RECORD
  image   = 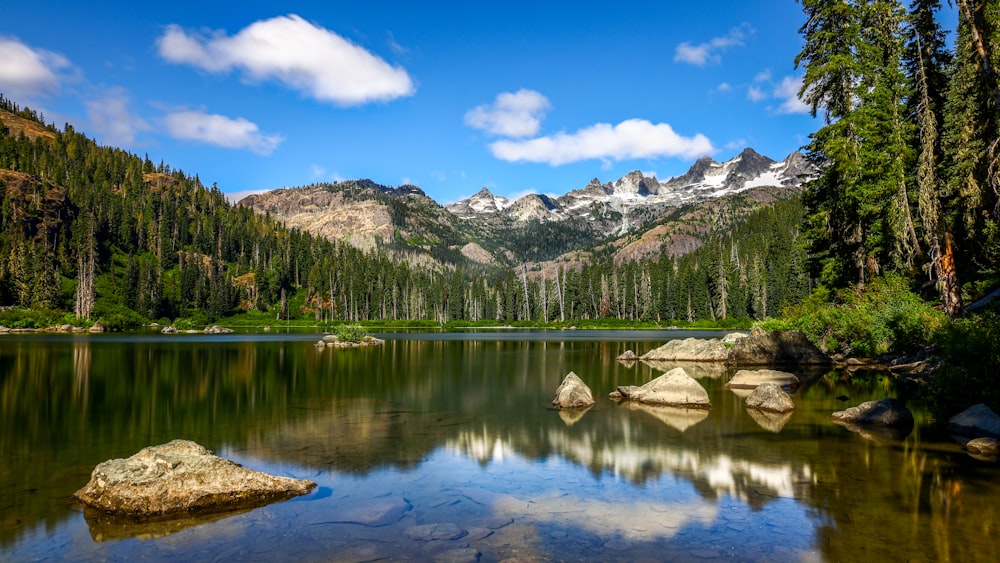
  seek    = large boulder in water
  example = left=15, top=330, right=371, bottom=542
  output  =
left=831, top=398, right=914, bottom=441
left=551, top=372, right=596, bottom=409
left=74, top=439, right=316, bottom=517
left=947, top=404, right=1000, bottom=438
left=744, top=382, right=796, bottom=414
left=609, top=367, right=711, bottom=408
left=727, top=330, right=831, bottom=366
left=640, top=338, right=729, bottom=362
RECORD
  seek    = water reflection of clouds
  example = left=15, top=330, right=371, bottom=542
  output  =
left=464, top=487, right=719, bottom=541
left=447, top=429, right=811, bottom=507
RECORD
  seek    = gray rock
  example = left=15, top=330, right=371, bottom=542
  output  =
left=617, top=350, right=638, bottom=361
left=727, top=330, right=831, bottom=365
left=831, top=398, right=914, bottom=434
left=726, top=369, right=799, bottom=390
left=204, top=325, right=234, bottom=334
left=744, top=383, right=796, bottom=413
left=948, top=403, right=1000, bottom=438
left=610, top=367, right=711, bottom=408
left=640, top=337, right=729, bottom=362
left=551, top=371, right=596, bottom=409
left=73, top=439, right=316, bottom=517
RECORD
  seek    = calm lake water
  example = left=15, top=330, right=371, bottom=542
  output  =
left=1, top=330, right=997, bottom=562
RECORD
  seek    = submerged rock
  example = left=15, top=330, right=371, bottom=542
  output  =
left=73, top=439, right=316, bottom=518
left=640, top=338, right=729, bottom=362
left=609, top=367, right=711, bottom=408
left=831, top=398, right=914, bottom=440
left=948, top=404, right=1000, bottom=438
left=744, top=383, right=796, bottom=414
left=727, top=330, right=831, bottom=366
left=726, top=369, right=800, bottom=390
left=551, top=371, right=597, bottom=409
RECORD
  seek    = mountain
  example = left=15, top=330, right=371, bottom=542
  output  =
left=446, top=148, right=812, bottom=232
left=241, top=147, right=815, bottom=267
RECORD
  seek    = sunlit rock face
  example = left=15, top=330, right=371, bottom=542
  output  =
left=641, top=337, right=729, bottom=362
left=551, top=371, right=597, bottom=409
left=73, top=440, right=316, bottom=517
left=744, top=382, right=796, bottom=414
left=610, top=367, right=711, bottom=408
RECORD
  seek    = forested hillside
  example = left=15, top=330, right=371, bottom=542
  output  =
left=0, top=94, right=812, bottom=327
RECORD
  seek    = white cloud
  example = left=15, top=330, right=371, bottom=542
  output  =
left=747, top=86, right=767, bottom=103
left=310, top=164, right=327, bottom=178
left=157, top=14, right=414, bottom=106
left=163, top=110, right=283, bottom=155
left=0, top=36, right=72, bottom=98
left=754, top=69, right=772, bottom=83
left=673, top=23, right=754, bottom=66
left=85, top=90, right=150, bottom=146
left=716, top=82, right=732, bottom=93
left=725, top=139, right=747, bottom=150
left=774, top=76, right=809, bottom=114
left=489, top=119, right=713, bottom=166
left=464, top=89, right=551, bottom=137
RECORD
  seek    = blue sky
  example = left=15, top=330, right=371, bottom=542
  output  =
left=1, top=1, right=825, bottom=203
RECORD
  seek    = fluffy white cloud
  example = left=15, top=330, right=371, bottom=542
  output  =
left=747, top=85, right=767, bottom=103
left=489, top=119, right=713, bottom=166
left=157, top=14, right=414, bottom=106
left=464, top=89, right=551, bottom=137
left=0, top=37, right=72, bottom=97
left=673, top=24, right=753, bottom=66
left=774, top=76, right=810, bottom=114
left=163, top=110, right=283, bottom=155
left=85, top=90, right=150, bottom=146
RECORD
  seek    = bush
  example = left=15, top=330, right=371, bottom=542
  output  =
left=334, top=324, right=369, bottom=343
left=923, top=312, right=1000, bottom=421
left=770, top=275, right=947, bottom=357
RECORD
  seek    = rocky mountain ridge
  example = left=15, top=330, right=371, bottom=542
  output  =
left=445, top=148, right=811, bottom=236
left=238, top=148, right=814, bottom=268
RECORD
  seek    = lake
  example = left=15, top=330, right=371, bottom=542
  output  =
left=1, top=330, right=997, bottom=561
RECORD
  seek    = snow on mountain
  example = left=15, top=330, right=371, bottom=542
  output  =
left=446, top=148, right=815, bottom=234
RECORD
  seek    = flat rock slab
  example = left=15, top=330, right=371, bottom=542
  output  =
left=405, top=522, right=468, bottom=541
left=726, top=369, right=799, bottom=390
left=74, top=439, right=316, bottom=518
left=640, top=338, right=729, bottom=362
left=948, top=404, right=1000, bottom=438
left=328, top=496, right=413, bottom=527
left=610, top=367, right=711, bottom=408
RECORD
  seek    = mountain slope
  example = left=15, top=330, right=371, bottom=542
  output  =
left=242, top=148, right=814, bottom=267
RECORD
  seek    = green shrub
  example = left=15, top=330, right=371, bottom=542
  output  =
left=923, top=312, right=1000, bottom=421
left=772, top=275, right=947, bottom=357
left=334, top=324, right=369, bottom=343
